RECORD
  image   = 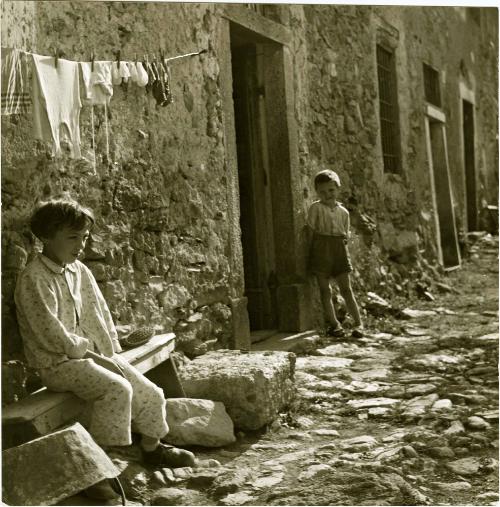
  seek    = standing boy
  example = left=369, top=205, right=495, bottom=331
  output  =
left=14, top=198, right=195, bottom=499
left=307, top=169, right=364, bottom=338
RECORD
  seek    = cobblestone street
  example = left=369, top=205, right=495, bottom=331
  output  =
left=61, top=234, right=498, bottom=506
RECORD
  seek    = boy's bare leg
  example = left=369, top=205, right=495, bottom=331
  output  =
left=316, top=274, right=342, bottom=329
left=335, top=272, right=362, bottom=327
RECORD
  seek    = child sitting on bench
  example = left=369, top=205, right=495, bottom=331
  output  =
left=15, top=197, right=195, bottom=500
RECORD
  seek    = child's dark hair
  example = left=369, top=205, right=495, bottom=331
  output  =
left=314, top=169, right=341, bottom=189
left=30, top=198, right=95, bottom=240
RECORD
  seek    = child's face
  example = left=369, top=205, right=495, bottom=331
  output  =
left=42, top=225, right=90, bottom=266
left=316, top=180, right=339, bottom=204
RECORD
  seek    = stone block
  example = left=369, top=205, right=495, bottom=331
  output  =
left=163, top=398, right=235, bottom=447
left=229, top=297, right=251, bottom=350
left=179, top=350, right=296, bottom=430
left=2, top=423, right=119, bottom=506
left=276, top=283, right=311, bottom=332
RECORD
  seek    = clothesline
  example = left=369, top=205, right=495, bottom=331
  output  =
left=1, top=45, right=207, bottom=173
left=5, top=47, right=207, bottom=67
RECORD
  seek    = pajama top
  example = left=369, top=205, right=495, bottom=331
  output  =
left=307, top=200, right=350, bottom=237
left=15, top=253, right=122, bottom=369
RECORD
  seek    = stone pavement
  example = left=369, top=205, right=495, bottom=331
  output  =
left=58, top=235, right=498, bottom=506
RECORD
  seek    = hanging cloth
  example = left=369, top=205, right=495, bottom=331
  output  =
left=79, top=61, right=113, bottom=106
left=31, top=54, right=82, bottom=159
left=79, top=61, right=113, bottom=168
left=1, top=48, right=31, bottom=115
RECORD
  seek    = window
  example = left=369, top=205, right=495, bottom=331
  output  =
left=423, top=63, right=441, bottom=107
left=376, top=44, right=401, bottom=174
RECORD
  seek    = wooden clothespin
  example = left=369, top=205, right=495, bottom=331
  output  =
left=134, top=53, right=138, bottom=64
left=54, top=48, right=60, bottom=68
left=116, top=49, right=121, bottom=68
left=90, top=51, right=95, bottom=72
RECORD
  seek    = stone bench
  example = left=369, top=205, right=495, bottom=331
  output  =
left=2, top=333, right=184, bottom=449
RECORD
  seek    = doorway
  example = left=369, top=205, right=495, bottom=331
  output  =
left=462, top=100, right=477, bottom=231
left=425, top=117, right=461, bottom=269
left=230, top=27, right=278, bottom=331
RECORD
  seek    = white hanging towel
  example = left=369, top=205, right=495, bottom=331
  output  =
left=31, top=54, right=82, bottom=159
left=79, top=61, right=113, bottom=105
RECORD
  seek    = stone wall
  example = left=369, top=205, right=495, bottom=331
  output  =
left=1, top=2, right=498, bottom=404
left=1, top=1, right=236, bottom=402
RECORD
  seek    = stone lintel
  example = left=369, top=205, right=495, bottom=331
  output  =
left=221, top=4, right=292, bottom=46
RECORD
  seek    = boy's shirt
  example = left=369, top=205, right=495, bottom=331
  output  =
left=307, top=200, right=350, bottom=237
left=14, top=253, right=122, bottom=369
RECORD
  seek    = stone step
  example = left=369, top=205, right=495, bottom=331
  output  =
left=251, top=330, right=319, bottom=352
left=179, top=349, right=296, bottom=431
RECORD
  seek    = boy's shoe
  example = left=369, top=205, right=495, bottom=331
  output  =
left=351, top=326, right=364, bottom=338
left=142, top=443, right=196, bottom=468
left=83, top=479, right=120, bottom=500
left=326, top=325, right=345, bottom=338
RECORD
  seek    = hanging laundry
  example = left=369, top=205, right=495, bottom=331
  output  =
left=147, top=61, right=173, bottom=107
left=1, top=48, right=31, bottom=115
left=79, top=61, right=113, bottom=105
left=31, top=54, right=82, bottom=159
left=135, top=61, right=148, bottom=87
left=79, top=61, right=114, bottom=172
left=127, top=61, right=138, bottom=84
left=111, top=61, right=130, bottom=86
left=144, top=61, right=156, bottom=94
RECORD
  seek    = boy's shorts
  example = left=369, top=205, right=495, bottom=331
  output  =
left=308, top=233, right=353, bottom=278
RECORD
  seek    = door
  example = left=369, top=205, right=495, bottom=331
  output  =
left=231, top=37, right=277, bottom=331
left=463, top=100, right=477, bottom=231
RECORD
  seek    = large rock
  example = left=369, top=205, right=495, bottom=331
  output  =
left=164, top=398, right=235, bottom=447
left=2, top=423, right=118, bottom=506
left=179, top=350, right=296, bottom=430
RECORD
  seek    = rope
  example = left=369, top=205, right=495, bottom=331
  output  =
left=113, top=477, right=127, bottom=506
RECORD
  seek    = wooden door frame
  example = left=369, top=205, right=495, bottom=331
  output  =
left=424, top=104, right=461, bottom=270
left=218, top=8, right=311, bottom=334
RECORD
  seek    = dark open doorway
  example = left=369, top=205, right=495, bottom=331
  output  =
left=462, top=100, right=478, bottom=231
left=230, top=26, right=278, bottom=332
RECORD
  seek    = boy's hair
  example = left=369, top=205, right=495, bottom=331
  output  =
left=314, top=169, right=341, bottom=189
left=30, top=198, right=95, bottom=240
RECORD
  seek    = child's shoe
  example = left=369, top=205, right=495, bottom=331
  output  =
left=351, top=326, right=364, bottom=338
left=326, top=325, right=345, bottom=338
left=142, top=442, right=196, bottom=468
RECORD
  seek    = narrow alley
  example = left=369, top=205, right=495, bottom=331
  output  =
left=58, top=233, right=498, bottom=506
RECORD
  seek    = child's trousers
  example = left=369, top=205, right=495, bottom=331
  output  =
left=38, top=354, right=169, bottom=447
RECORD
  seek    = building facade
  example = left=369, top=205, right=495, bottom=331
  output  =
left=1, top=2, right=498, bottom=402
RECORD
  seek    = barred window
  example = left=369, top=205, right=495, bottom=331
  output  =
left=423, top=63, right=441, bottom=107
left=376, top=44, right=401, bottom=174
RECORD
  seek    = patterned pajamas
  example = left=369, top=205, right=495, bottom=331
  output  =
left=15, top=254, right=170, bottom=447
left=39, top=354, right=169, bottom=447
